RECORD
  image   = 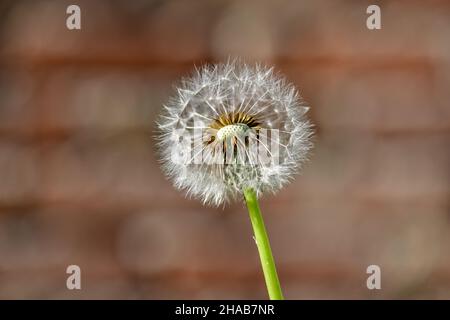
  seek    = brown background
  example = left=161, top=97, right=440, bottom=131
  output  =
left=0, top=0, right=449, bottom=299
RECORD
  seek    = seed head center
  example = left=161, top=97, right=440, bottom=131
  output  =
left=217, top=123, right=250, bottom=140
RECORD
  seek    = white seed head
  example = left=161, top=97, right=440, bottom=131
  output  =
left=156, top=60, right=313, bottom=206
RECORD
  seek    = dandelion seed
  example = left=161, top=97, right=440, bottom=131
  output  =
left=157, top=60, right=313, bottom=206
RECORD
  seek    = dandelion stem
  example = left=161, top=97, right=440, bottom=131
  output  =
left=243, top=188, right=284, bottom=300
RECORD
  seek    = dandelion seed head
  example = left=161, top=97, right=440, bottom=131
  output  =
left=156, top=60, right=313, bottom=206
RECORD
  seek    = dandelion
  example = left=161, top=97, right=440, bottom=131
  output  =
left=156, top=60, right=313, bottom=300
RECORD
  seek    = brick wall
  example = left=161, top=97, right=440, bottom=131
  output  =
left=0, top=0, right=449, bottom=299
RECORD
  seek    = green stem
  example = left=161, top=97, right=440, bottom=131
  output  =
left=243, top=188, right=284, bottom=300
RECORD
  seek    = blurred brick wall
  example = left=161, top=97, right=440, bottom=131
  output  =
left=0, top=0, right=449, bottom=299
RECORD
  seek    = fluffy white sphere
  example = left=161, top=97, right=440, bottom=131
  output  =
left=157, top=61, right=313, bottom=206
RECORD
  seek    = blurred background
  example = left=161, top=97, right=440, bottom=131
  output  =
left=0, top=0, right=449, bottom=299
